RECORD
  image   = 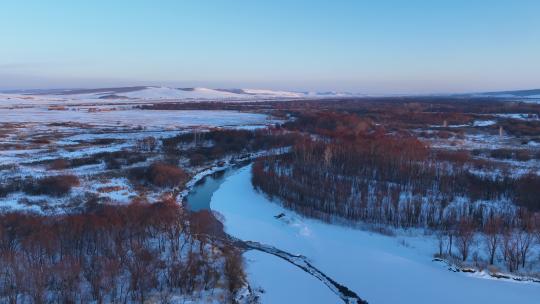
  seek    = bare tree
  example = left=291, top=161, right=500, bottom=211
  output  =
left=443, top=216, right=457, bottom=257
left=456, top=218, right=475, bottom=261
left=512, top=210, right=536, bottom=269
left=483, top=216, right=501, bottom=265
left=517, top=232, right=533, bottom=269
left=223, top=246, right=246, bottom=301
left=136, top=136, right=158, bottom=152
left=435, top=230, right=447, bottom=257
left=501, top=229, right=521, bottom=272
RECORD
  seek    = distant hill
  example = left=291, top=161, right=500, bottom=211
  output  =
left=463, top=88, right=540, bottom=99
left=6, top=86, right=538, bottom=103
left=0, top=86, right=363, bottom=103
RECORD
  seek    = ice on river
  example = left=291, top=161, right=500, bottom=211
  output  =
left=210, top=165, right=540, bottom=304
left=244, top=250, right=338, bottom=303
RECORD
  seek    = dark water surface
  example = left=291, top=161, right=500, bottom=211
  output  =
left=186, top=166, right=242, bottom=211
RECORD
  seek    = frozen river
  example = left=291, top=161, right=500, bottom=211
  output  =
left=188, top=165, right=540, bottom=303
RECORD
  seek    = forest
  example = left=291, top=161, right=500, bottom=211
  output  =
left=252, top=107, right=540, bottom=273
left=0, top=201, right=246, bottom=303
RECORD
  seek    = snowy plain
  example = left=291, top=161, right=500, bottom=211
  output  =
left=210, top=166, right=540, bottom=304
left=0, top=106, right=276, bottom=213
left=0, top=107, right=271, bottom=129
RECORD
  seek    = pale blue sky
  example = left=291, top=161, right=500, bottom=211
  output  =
left=1, top=0, right=539, bottom=93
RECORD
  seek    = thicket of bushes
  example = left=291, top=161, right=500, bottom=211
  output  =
left=162, top=129, right=298, bottom=166
left=128, top=162, right=188, bottom=188
left=0, top=175, right=79, bottom=198
left=46, top=150, right=148, bottom=171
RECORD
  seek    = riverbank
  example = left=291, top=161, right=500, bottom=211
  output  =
left=177, top=147, right=289, bottom=206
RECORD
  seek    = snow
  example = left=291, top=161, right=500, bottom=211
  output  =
left=243, top=250, right=338, bottom=303
left=0, top=87, right=298, bottom=104
left=495, top=113, right=539, bottom=121
left=429, top=124, right=468, bottom=128
left=0, top=86, right=362, bottom=105
left=0, top=108, right=270, bottom=129
left=473, top=120, right=496, bottom=127
left=210, top=165, right=540, bottom=304
left=121, top=87, right=242, bottom=100
left=241, top=89, right=305, bottom=98
left=90, top=177, right=133, bottom=203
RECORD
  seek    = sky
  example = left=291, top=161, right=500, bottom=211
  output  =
left=1, top=0, right=539, bottom=94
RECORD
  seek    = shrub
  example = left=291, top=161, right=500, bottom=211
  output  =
left=437, top=131, right=453, bottom=139
left=515, top=150, right=531, bottom=162
left=514, top=174, right=540, bottom=211
left=31, top=138, right=51, bottom=144
left=69, top=156, right=101, bottom=168
left=101, top=150, right=147, bottom=169
left=24, top=175, right=80, bottom=197
left=490, top=149, right=513, bottom=159
left=129, top=163, right=188, bottom=188
left=147, top=163, right=188, bottom=188
left=49, top=159, right=70, bottom=170
left=136, top=137, right=158, bottom=152
left=188, top=153, right=207, bottom=166
left=436, top=150, right=470, bottom=164
left=105, top=158, right=122, bottom=170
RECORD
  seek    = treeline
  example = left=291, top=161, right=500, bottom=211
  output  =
left=435, top=214, right=538, bottom=273
left=162, top=128, right=298, bottom=166
left=499, top=119, right=540, bottom=137
left=253, top=109, right=540, bottom=222
left=283, top=111, right=374, bottom=138
left=473, top=148, right=540, bottom=162
left=138, top=102, right=273, bottom=111
left=33, top=148, right=149, bottom=172
left=0, top=202, right=246, bottom=303
left=253, top=135, right=540, bottom=226
left=138, top=97, right=540, bottom=117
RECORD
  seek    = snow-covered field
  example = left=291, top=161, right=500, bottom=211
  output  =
left=0, top=108, right=272, bottom=169
left=0, top=107, right=270, bottom=129
left=210, top=166, right=540, bottom=304
left=0, top=106, right=277, bottom=213
left=495, top=113, right=539, bottom=121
